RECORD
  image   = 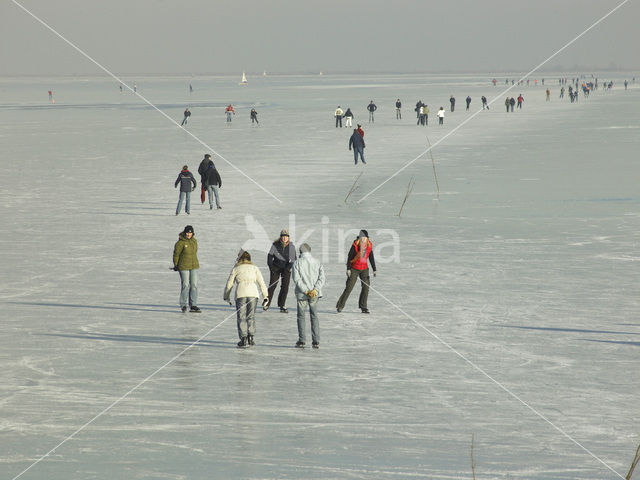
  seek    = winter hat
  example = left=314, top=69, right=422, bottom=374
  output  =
left=358, top=229, right=369, bottom=238
left=182, top=165, right=189, bottom=170
left=299, top=243, right=311, bottom=254
left=204, top=154, right=211, bottom=158
left=183, top=225, right=194, bottom=234
left=280, top=229, right=290, bottom=237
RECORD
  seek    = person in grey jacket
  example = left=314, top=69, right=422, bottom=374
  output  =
left=292, top=243, right=325, bottom=348
left=174, top=165, right=197, bottom=215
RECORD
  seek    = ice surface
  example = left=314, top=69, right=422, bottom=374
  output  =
left=0, top=74, right=639, bottom=480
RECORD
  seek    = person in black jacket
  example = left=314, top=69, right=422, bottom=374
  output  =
left=266, top=229, right=297, bottom=313
left=367, top=100, right=377, bottom=123
left=449, top=95, right=456, bottom=112
left=174, top=165, right=197, bottom=215
left=349, top=129, right=366, bottom=165
left=395, top=99, right=402, bottom=119
left=181, top=107, right=191, bottom=126
left=204, top=163, right=222, bottom=209
left=197, top=154, right=213, bottom=183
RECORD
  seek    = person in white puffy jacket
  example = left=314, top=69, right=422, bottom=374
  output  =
left=224, top=250, right=269, bottom=348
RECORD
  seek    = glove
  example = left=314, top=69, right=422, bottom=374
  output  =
left=307, top=289, right=318, bottom=299
left=373, top=271, right=377, bottom=277
left=173, top=266, right=179, bottom=271
left=346, top=269, right=351, bottom=278
left=262, top=298, right=269, bottom=307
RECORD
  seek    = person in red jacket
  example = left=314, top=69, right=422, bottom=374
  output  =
left=336, top=229, right=377, bottom=314
left=225, top=104, right=235, bottom=122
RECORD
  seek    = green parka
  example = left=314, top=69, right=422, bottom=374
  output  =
left=173, top=233, right=199, bottom=270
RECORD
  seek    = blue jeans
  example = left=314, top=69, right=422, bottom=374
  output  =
left=176, top=191, right=191, bottom=214
left=179, top=269, right=198, bottom=307
left=207, top=185, right=221, bottom=208
left=236, top=297, right=258, bottom=339
left=226, top=112, right=232, bottom=122
left=296, top=296, right=319, bottom=344
left=353, top=146, right=366, bottom=164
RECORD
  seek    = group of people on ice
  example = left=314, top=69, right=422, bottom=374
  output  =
left=174, top=154, right=222, bottom=214
left=172, top=224, right=377, bottom=349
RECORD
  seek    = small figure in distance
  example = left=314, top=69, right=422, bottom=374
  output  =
left=181, top=107, right=191, bottom=126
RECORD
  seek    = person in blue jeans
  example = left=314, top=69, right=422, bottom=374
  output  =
left=348, top=129, right=366, bottom=165
left=204, top=162, right=222, bottom=209
left=172, top=225, right=200, bottom=313
left=174, top=165, right=196, bottom=215
left=292, top=243, right=325, bottom=348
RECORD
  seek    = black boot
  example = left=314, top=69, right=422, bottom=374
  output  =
left=248, top=335, right=255, bottom=346
left=237, top=337, right=247, bottom=348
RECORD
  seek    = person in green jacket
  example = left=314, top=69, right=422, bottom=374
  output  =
left=173, top=225, right=200, bottom=313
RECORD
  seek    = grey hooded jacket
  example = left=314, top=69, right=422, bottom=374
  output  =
left=292, top=252, right=326, bottom=300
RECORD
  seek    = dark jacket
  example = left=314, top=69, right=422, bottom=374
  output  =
left=396, top=100, right=401, bottom=108
left=349, top=131, right=365, bottom=150
left=198, top=158, right=214, bottom=183
left=344, top=108, right=353, bottom=118
left=175, top=170, right=196, bottom=192
left=204, top=164, right=222, bottom=188
left=268, top=240, right=297, bottom=271
left=367, top=102, right=377, bottom=112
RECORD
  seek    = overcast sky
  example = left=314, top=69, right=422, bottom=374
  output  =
left=1, top=0, right=638, bottom=76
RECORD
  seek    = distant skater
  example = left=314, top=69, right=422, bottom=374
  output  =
left=367, top=100, right=377, bottom=123
left=343, top=107, right=354, bottom=128
left=335, top=106, right=344, bottom=128
left=481, top=95, right=489, bottom=109
left=174, top=165, right=196, bottom=215
left=509, top=97, right=515, bottom=112
left=250, top=108, right=259, bottom=124
left=225, top=104, right=235, bottom=122
left=133, top=83, right=137, bottom=93
left=189, top=84, right=193, bottom=93
left=423, top=104, right=429, bottom=125
left=181, top=107, right=191, bottom=126
left=505, top=97, right=510, bottom=112
left=349, top=129, right=366, bottom=164
left=172, top=225, right=200, bottom=313
left=517, top=94, right=524, bottom=108
left=546, top=88, right=551, bottom=101
left=395, top=98, right=402, bottom=119
left=437, top=107, right=444, bottom=125
left=465, top=96, right=471, bottom=110
left=450, top=95, right=456, bottom=112
left=336, top=230, right=377, bottom=314
left=292, top=243, right=325, bottom=349
left=224, top=250, right=269, bottom=348
left=48, top=90, right=54, bottom=104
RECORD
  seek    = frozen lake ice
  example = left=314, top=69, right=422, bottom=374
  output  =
left=0, top=73, right=639, bottom=479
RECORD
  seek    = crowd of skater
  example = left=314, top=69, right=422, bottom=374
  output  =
left=173, top=224, right=376, bottom=349
left=162, top=73, right=633, bottom=349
